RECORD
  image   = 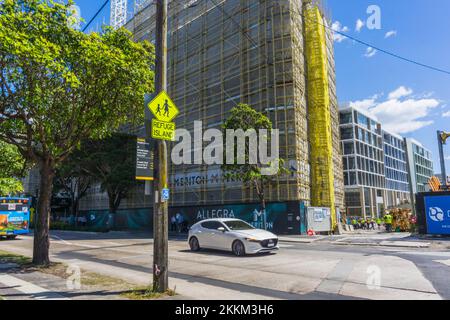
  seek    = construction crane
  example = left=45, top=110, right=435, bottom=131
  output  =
left=110, top=0, right=127, bottom=29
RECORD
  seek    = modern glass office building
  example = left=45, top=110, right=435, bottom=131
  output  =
left=340, top=107, right=386, bottom=217
left=405, top=138, right=434, bottom=194
left=382, top=131, right=410, bottom=207
left=339, top=106, right=411, bottom=218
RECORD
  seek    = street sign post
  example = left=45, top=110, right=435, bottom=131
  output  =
left=150, top=4, right=176, bottom=291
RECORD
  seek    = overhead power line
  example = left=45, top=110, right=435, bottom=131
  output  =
left=82, top=0, right=450, bottom=77
left=331, top=29, right=450, bottom=76
left=82, top=0, right=110, bottom=32
left=287, top=5, right=450, bottom=76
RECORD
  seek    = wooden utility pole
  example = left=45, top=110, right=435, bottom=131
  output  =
left=153, top=0, right=169, bottom=292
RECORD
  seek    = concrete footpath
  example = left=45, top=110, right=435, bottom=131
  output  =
left=278, top=231, right=450, bottom=249
left=0, top=263, right=123, bottom=300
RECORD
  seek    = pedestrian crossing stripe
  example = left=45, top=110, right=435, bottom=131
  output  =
left=148, top=90, right=179, bottom=122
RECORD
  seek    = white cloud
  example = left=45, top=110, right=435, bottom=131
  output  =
left=349, top=87, right=440, bottom=134
left=385, top=30, right=397, bottom=38
left=364, top=47, right=377, bottom=58
left=331, top=21, right=349, bottom=43
left=356, top=19, right=365, bottom=32
left=349, top=98, right=377, bottom=111
left=443, top=111, right=450, bottom=118
left=416, top=92, right=435, bottom=99
left=388, top=86, right=413, bottom=100
left=446, top=156, right=450, bottom=161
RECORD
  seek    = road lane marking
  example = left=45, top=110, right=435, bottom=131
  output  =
left=0, top=275, right=69, bottom=300
left=398, top=251, right=450, bottom=258
left=102, top=241, right=124, bottom=246
left=50, top=235, right=100, bottom=249
left=316, top=259, right=355, bottom=295
left=51, top=235, right=72, bottom=245
left=434, top=259, right=450, bottom=267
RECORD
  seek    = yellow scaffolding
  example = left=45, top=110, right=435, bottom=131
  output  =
left=304, top=4, right=337, bottom=228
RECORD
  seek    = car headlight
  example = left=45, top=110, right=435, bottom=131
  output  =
left=244, top=237, right=260, bottom=243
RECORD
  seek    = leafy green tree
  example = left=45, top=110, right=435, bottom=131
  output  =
left=79, top=134, right=137, bottom=227
left=222, top=104, right=286, bottom=230
left=0, top=0, right=154, bottom=265
left=0, top=141, right=26, bottom=195
left=54, top=149, right=93, bottom=223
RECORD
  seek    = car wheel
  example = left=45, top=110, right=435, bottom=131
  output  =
left=189, top=237, right=200, bottom=252
left=232, top=240, right=246, bottom=257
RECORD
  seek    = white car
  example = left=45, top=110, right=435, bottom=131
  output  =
left=188, top=218, right=279, bottom=256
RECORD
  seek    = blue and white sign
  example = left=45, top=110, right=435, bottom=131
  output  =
left=424, top=195, right=450, bottom=235
left=162, top=188, right=170, bottom=202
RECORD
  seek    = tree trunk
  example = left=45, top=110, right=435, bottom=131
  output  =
left=73, top=197, right=79, bottom=227
left=261, top=196, right=267, bottom=231
left=107, top=191, right=119, bottom=230
left=254, top=178, right=267, bottom=230
left=32, top=158, right=55, bottom=266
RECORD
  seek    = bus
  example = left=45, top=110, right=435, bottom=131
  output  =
left=0, top=197, right=31, bottom=240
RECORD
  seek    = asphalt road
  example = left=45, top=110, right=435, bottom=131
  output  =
left=1, top=230, right=449, bottom=300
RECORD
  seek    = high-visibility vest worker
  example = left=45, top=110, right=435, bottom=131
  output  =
left=351, top=219, right=357, bottom=225
left=376, top=218, right=382, bottom=225
left=384, top=214, right=393, bottom=225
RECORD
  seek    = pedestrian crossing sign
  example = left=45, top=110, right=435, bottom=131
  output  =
left=148, top=91, right=179, bottom=122
left=151, top=119, right=176, bottom=141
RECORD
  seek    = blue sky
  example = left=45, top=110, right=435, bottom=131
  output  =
left=74, top=0, right=450, bottom=172
left=328, top=0, right=450, bottom=173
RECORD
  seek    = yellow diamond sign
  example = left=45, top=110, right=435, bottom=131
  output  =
left=148, top=91, right=179, bottom=122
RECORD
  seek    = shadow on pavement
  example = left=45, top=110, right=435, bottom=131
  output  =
left=178, top=249, right=277, bottom=258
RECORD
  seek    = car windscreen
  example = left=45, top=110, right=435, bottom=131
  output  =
left=223, top=220, right=255, bottom=231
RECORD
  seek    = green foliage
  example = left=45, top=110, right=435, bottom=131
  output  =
left=222, top=104, right=286, bottom=203
left=53, top=147, right=93, bottom=216
left=0, top=141, right=25, bottom=195
left=0, top=0, right=155, bottom=163
left=78, top=133, right=137, bottom=213
left=0, top=0, right=154, bottom=263
left=0, top=178, right=24, bottom=195
left=0, top=141, right=26, bottom=177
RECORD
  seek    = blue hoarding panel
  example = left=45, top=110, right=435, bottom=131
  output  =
left=424, top=195, right=450, bottom=235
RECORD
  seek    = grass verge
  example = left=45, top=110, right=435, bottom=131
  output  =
left=121, top=287, right=176, bottom=300
left=0, top=250, right=32, bottom=265
left=0, top=250, right=176, bottom=300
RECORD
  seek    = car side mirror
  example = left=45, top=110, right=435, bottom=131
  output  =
left=217, top=227, right=226, bottom=233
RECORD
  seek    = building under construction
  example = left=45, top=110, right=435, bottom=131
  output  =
left=78, top=0, right=344, bottom=234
